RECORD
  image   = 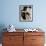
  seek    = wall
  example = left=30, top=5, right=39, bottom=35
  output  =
left=0, top=0, right=46, bottom=31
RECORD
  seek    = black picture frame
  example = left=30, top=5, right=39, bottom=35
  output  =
left=19, top=5, right=33, bottom=22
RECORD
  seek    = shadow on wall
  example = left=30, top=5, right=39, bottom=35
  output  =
left=0, top=24, right=7, bottom=43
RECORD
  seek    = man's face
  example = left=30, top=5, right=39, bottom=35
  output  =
left=26, top=7, right=32, bottom=16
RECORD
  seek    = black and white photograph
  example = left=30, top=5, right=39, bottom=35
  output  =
left=19, top=5, right=33, bottom=22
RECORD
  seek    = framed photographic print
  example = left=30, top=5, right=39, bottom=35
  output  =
left=19, top=5, right=33, bottom=22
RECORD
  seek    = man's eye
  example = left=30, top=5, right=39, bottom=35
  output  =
left=26, top=12, right=30, bottom=15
